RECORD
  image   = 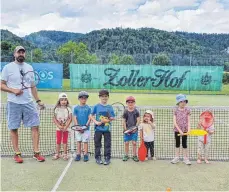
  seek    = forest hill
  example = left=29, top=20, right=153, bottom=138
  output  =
left=103, top=68, right=191, bottom=88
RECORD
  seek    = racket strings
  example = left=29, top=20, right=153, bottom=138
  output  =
left=22, top=72, right=39, bottom=88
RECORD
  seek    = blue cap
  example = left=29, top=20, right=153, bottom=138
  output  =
left=176, top=94, right=188, bottom=105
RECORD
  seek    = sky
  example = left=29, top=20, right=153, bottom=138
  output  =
left=1, top=0, right=229, bottom=37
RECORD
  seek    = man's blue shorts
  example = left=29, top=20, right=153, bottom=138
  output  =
left=6, top=101, right=40, bottom=130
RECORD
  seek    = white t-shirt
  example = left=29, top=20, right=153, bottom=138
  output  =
left=54, top=106, right=72, bottom=131
left=139, top=122, right=155, bottom=142
left=198, top=126, right=215, bottom=143
left=1, top=62, right=33, bottom=104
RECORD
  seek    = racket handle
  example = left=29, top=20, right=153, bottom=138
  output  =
left=178, top=133, right=188, bottom=136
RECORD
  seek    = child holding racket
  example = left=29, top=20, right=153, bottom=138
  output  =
left=122, top=96, right=140, bottom=162
left=73, top=91, right=91, bottom=162
left=171, top=94, right=191, bottom=165
left=90, top=89, right=115, bottom=165
left=139, top=110, right=156, bottom=160
left=53, top=93, right=72, bottom=161
left=197, top=111, right=215, bottom=164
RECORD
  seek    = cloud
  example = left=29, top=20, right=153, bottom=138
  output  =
left=1, top=0, right=229, bottom=36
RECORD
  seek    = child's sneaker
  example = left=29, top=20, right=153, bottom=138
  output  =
left=183, top=158, right=191, bottom=165
left=122, top=155, right=129, bottom=161
left=84, top=154, right=89, bottom=162
left=103, top=157, right=110, bottom=165
left=96, top=157, right=103, bottom=165
left=204, top=159, right=210, bottom=164
left=14, top=152, right=23, bottom=163
left=171, top=157, right=180, bottom=164
left=197, top=159, right=202, bottom=164
left=132, top=156, right=139, bottom=162
left=33, top=152, right=45, bottom=162
left=52, top=154, right=60, bottom=160
left=63, top=154, right=69, bottom=161
left=152, top=157, right=157, bottom=160
left=75, top=154, right=81, bottom=161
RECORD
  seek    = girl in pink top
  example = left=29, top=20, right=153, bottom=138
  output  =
left=171, top=94, right=191, bottom=165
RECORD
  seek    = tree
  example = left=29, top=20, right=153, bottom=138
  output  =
left=224, top=62, right=229, bottom=72
left=32, top=48, right=43, bottom=62
left=57, top=41, right=98, bottom=64
left=1, top=41, right=12, bottom=51
left=152, top=53, right=171, bottom=66
left=108, top=54, right=120, bottom=64
left=57, top=41, right=98, bottom=78
left=120, top=55, right=136, bottom=64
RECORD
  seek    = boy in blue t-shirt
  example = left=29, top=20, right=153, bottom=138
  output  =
left=73, top=91, right=91, bottom=162
left=90, top=89, right=115, bottom=165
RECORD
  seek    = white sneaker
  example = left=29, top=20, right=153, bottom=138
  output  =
left=171, top=157, right=180, bottom=164
left=152, top=157, right=157, bottom=161
left=183, top=158, right=191, bottom=165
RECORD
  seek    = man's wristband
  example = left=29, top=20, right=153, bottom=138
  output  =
left=36, top=100, right=41, bottom=103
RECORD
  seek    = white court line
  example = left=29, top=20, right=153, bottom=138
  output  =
left=51, top=157, right=73, bottom=192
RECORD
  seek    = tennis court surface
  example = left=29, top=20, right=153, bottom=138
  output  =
left=1, top=157, right=229, bottom=191
left=1, top=104, right=229, bottom=191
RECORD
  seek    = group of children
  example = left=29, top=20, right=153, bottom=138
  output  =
left=53, top=90, right=214, bottom=166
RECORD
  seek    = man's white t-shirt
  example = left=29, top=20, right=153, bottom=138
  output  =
left=1, top=62, right=33, bottom=104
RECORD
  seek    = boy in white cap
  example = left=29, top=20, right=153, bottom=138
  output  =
left=139, top=110, right=156, bottom=160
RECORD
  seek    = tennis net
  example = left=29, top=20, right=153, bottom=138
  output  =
left=1, top=104, right=229, bottom=161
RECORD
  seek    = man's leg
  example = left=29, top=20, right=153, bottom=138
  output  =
left=10, top=129, right=20, bottom=152
left=22, top=102, right=44, bottom=161
left=7, top=102, right=23, bottom=163
left=32, top=126, right=39, bottom=152
left=31, top=126, right=45, bottom=162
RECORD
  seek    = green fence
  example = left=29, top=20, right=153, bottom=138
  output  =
left=70, top=64, right=223, bottom=91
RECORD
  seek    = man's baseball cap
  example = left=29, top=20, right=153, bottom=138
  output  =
left=14, top=46, right=25, bottom=53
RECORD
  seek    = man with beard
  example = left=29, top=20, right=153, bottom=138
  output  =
left=1, top=46, right=45, bottom=163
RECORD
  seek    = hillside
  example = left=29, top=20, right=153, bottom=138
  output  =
left=23, top=30, right=84, bottom=49
left=1, top=28, right=229, bottom=65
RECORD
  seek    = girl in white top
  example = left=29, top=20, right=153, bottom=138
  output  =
left=53, top=93, right=72, bottom=160
left=139, top=110, right=156, bottom=160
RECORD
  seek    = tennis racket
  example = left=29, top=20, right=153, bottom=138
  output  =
left=54, top=106, right=71, bottom=128
left=178, top=129, right=207, bottom=136
left=71, top=125, right=88, bottom=133
left=138, top=139, right=147, bottom=162
left=111, top=102, right=125, bottom=119
left=123, top=126, right=138, bottom=134
left=200, top=111, right=214, bottom=144
left=20, top=70, right=40, bottom=90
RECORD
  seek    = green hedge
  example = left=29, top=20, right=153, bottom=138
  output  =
left=223, top=72, right=229, bottom=84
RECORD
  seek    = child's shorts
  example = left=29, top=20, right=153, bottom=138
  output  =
left=56, top=130, right=69, bottom=144
left=75, top=130, right=90, bottom=142
left=198, top=140, right=210, bottom=155
left=124, top=132, right=138, bottom=142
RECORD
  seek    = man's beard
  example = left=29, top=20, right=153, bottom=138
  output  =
left=16, top=56, right=25, bottom=63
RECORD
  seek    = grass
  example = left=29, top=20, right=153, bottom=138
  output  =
left=2, top=91, right=229, bottom=106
